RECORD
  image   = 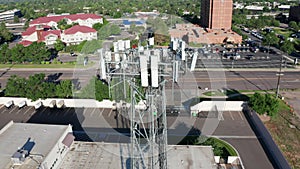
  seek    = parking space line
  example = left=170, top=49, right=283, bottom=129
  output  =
left=99, top=108, right=104, bottom=117
left=108, top=109, right=113, bottom=117
left=218, top=111, right=224, bottom=121
left=39, top=107, right=47, bottom=114
left=90, top=108, right=96, bottom=117
left=83, top=108, right=87, bottom=115
left=0, top=107, right=7, bottom=113
left=65, top=107, right=71, bottom=114
left=229, top=111, right=234, bottom=120
left=8, top=106, right=17, bottom=114
left=239, top=111, right=244, bottom=120
left=23, top=107, right=33, bottom=115
left=15, top=107, right=25, bottom=114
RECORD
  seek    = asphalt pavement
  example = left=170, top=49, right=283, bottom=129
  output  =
left=1, top=68, right=300, bottom=91
left=0, top=105, right=276, bottom=169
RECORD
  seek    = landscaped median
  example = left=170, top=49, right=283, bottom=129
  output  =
left=200, top=90, right=300, bottom=168
left=0, top=61, right=95, bottom=69
left=178, top=135, right=241, bottom=166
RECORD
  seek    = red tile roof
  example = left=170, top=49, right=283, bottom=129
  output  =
left=22, top=25, right=51, bottom=36
left=63, top=25, right=96, bottom=35
left=19, top=40, right=33, bottom=47
left=30, top=13, right=101, bottom=25
left=39, top=30, right=61, bottom=41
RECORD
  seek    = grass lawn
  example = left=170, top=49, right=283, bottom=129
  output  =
left=203, top=91, right=226, bottom=96
left=264, top=100, right=300, bottom=168
left=207, top=137, right=238, bottom=156
left=273, top=28, right=293, bottom=38
left=189, top=42, right=204, bottom=48
left=0, top=62, right=95, bottom=69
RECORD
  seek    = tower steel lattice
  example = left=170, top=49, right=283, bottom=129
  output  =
left=100, top=39, right=186, bottom=169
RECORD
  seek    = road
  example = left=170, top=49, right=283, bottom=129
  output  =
left=1, top=68, right=300, bottom=91
left=193, top=70, right=300, bottom=90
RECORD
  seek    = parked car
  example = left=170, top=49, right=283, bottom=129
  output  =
left=70, top=52, right=77, bottom=57
left=246, top=54, right=254, bottom=60
left=250, top=47, right=259, bottom=53
left=278, top=34, right=285, bottom=40
left=259, top=46, right=268, bottom=53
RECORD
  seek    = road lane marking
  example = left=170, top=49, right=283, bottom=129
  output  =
left=229, top=111, right=234, bottom=120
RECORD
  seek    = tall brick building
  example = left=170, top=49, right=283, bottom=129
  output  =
left=200, top=0, right=233, bottom=30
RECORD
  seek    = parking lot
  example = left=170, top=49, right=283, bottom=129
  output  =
left=0, top=104, right=275, bottom=169
left=188, top=36, right=295, bottom=68
left=0, top=105, right=255, bottom=139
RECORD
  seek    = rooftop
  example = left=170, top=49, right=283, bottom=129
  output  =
left=123, top=19, right=145, bottom=25
left=63, top=25, right=96, bottom=34
left=60, top=142, right=217, bottom=169
left=0, top=121, right=71, bottom=169
left=22, top=25, right=51, bottom=36
left=30, top=13, right=101, bottom=25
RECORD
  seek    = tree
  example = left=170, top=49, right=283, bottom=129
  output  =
left=56, top=80, right=73, bottom=98
left=265, top=94, right=279, bottom=117
left=250, top=92, right=279, bottom=117
left=280, top=40, right=295, bottom=54
left=57, top=19, right=68, bottom=30
left=289, top=21, right=299, bottom=32
left=98, top=24, right=121, bottom=40
left=5, top=75, right=26, bottom=97
left=98, top=24, right=112, bottom=40
left=23, top=20, right=29, bottom=30
left=80, top=39, right=103, bottom=54
left=76, top=77, right=109, bottom=101
left=25, top=73, right=46, bottom=101
left=250, top=93, right=266, bottom=115
left=110, top=24, right=121, bottom=35
left=263, top=32, right=280, bottom=54
left=13, top=15, right=19, bottom=23
left=129, top=23, right=136, bottom=34
left=271, top=20, right=280, bottom=27
left=54, top=39, right=65, bottom=52
left=95, top=78, right=109, bottom=101
left=0, top=44, right=11, bottom=63
left=113, top=11, right=122, bottom=18
left=0, top=22, right=13, bottom=42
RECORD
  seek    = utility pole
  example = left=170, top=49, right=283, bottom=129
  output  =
left=276, top=54, right=284, bottom=98
left=268, top=41, right=270, bottom=59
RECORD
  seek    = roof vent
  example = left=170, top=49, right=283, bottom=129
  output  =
left=11, top=149, right=29, bottom=165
